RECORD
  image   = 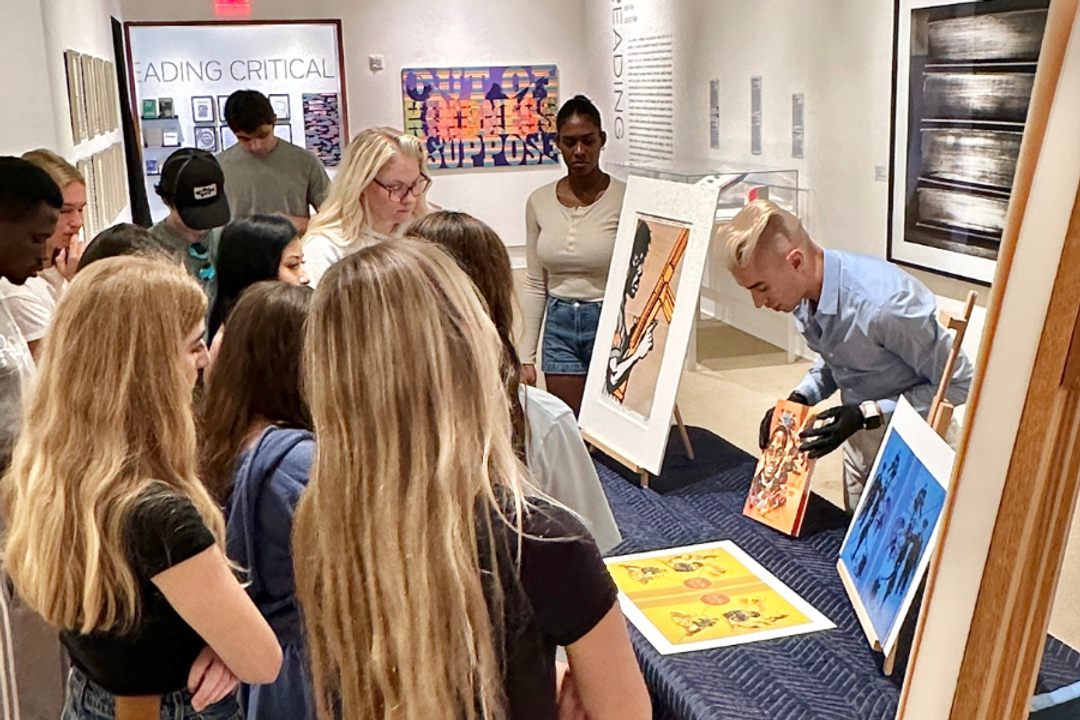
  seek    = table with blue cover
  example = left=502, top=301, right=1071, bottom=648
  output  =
left=596, top=428, right=1080, bottom=720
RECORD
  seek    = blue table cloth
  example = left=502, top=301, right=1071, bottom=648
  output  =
left=595, top=430, right=1080, bottom=720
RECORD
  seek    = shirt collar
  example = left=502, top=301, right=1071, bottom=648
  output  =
left=815, top=249, right=840, bottom=316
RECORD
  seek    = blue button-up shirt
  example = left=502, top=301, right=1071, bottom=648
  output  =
left=792, top=250, right=973, bottom=417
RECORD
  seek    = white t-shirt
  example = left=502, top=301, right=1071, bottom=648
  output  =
left=303, top=226, right=390, bottom=288
left=522, top=385, right=621, bottom=553
left=0, top=298, right=34, bottom=462
left=0, top=268, right=65, bottom=343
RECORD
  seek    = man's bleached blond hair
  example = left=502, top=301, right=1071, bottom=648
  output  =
left=717, top=199, right=794, bottom=271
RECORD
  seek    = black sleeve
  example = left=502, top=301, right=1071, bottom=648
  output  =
left=519, top=501, right=618, bottom=647
left=125, top=487, right=217, bottom=580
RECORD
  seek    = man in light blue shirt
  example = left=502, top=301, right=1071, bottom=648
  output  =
left=717, top=199, right=973, bottom=510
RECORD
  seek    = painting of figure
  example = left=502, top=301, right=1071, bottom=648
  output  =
left=579, top=177, right=720, bottom=476
left=603, top=215, right=688, bottom=421
left=743, top=399, right=816, bottom=536
left=838, top=397, right=955, bottom=654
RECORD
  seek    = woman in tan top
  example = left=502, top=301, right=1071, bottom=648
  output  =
left=521, top=96, right=626, bottom=416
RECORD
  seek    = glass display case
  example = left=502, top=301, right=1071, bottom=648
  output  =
left=610, top=164, right=803, bottom=222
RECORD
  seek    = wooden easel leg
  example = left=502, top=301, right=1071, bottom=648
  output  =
left=640, top=470, right=650, bottom=489
left=883, top=646, right=898, bottom=677
left=673, top=404, right=695, bottom=460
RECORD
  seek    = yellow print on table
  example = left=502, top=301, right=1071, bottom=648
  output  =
left=609, top=547, right=812, bottom=645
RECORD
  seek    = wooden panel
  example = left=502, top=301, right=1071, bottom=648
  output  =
left=949, top=185, right=1080, bottom=719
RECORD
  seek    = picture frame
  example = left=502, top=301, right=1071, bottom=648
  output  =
left=578, top=177, right=722, bottom=475
left=888, top=0, right=1051, bottom=284
left=837, top=397, right=955, bottom=656
left=161, top=129, right=181, bottom=147
left=217, top=95, right=230, bottom=123
left=194, top=126, right=218, bottom=153
left=158, top=96, right=175, bottom=119
left=192, top=96, right=215, bottom=124
left=273, top=123, right=292, bottom=142
left=64, top=50, right=86, bottom=143
left=81, top=53, right=98, bottom=138
left=269, top=93, right=290, bottom=120
left=220, top=125, right=238, bottom=150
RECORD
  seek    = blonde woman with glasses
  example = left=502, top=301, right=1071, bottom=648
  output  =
left=2, top=257, right=281, bottom=719
left=294, top=240, right=650, bottom=720
left=302, top=127, right=432, bottom=287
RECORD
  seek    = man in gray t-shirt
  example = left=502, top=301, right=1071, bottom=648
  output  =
left=218, top=90, right=331, bottom=233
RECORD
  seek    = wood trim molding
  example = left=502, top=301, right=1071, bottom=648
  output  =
left=950, top=184, right=1080, bottom=719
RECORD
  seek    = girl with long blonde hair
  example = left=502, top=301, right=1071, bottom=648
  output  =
left=2, top=257, right=281, bottom=718
left=406, top=211, right=621, bottom=553
left=294, top=240, right=650, bottom=720
left=302, top=127, right=432, bottom=287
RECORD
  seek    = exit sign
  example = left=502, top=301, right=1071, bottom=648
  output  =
left=214, top=0, right=251, bottom=17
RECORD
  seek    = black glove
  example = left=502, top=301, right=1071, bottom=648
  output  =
left=799, top=404, right=864, bottom=459
left=759, top=392, right=810, bottom=450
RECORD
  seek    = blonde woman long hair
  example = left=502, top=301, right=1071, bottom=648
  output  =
left=304, top=127, right=431, bottom=246
left=295, top=240, right=526, bottom=720
left=21, top=148, right=85, bottom=189
left=1, top=256, right=225, bottom=635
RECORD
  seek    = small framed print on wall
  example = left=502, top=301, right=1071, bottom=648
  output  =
left=273, top=124, right=292, bottom=142
left=195, top=126, right=218, bottom=152
left=269, top=94, right=290, bottom=120
left=220, top=125, right=238, bottom=150
left=217, top=96, right=230, bottom=123
left=192, top=96, right=215, bottom=124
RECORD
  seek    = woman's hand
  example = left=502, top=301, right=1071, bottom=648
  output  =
left=188, top=646, right=240, bottom=711
left=522, top=364, right=538, bottom=386
left=556, top=661, right=589, bottom=720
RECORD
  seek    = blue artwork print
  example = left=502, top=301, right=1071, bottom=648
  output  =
left=840, top=431, right=946, bottom=644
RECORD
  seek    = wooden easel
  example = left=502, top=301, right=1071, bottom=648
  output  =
left=582, top=405, right=695, bottom=489
left=879, top=288, right=978, bottom=677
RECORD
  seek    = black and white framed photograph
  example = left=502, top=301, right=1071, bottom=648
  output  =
left=220, top=125, right=238, bottom=150
left=273, top=123, right=292, bottom=142
left=192, top=96, right=215, bottom=124
left=195, top=126, right=218, bottom=152
left=158, top=96, right=175, bottom=119
left=269, top=93, right=291, bottom=120
left=217, top=95, right=230, bottom=123
left=888, top=0, right=1050, bottom=284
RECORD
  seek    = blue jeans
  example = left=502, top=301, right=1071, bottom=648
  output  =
left=541, top=296, right=602, bottom=375
left=62, top=666, right=243, bottom=720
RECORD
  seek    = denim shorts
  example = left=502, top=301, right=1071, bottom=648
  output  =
left=62, top=666, right=243, bottom=720
left=541, top=295, right=602, bottom=375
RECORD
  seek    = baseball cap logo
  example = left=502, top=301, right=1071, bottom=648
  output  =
left=193, top=183, right=218, bottom=200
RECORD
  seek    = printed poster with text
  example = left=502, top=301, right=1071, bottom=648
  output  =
left=402, top=65, right=559, bottom=171
left=606, top=541, right=834, bottom=654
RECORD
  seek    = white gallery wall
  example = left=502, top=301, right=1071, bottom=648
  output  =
left=119, top=0, right=592, bottom=256
left=0, top=0, right=130, bottom=223
left=581, top=0, right=985, bottom=351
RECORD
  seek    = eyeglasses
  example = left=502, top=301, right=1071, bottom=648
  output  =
left=372, top=175, right=431, bottom=202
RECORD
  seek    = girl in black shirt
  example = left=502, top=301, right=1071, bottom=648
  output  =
left=293, top=241, right=650, bottom=720
left=2, top=257, right=281, bottom=718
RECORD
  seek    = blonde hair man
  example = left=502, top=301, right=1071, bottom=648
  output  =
left=716, top=199, right=973, bottom=511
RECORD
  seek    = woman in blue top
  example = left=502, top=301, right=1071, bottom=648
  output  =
left=200, top=281, right=315, bottom=719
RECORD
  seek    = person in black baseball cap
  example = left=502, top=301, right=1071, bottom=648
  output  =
left=148, top=149, right=230, bottom=303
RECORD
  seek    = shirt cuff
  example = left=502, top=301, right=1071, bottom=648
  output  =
left=793, top=381, right=824, bottom=407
